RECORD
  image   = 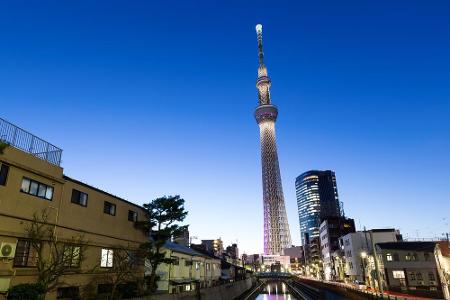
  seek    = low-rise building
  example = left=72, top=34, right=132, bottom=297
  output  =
left=376, top=241, right=443, bottom=299
left=319, top=217, right=355, bottom=280
left=0, top=118, right=148, bottom=299
left=340, top=228, right=401, bottom=283
left=154, top=242, right=221, bottom=294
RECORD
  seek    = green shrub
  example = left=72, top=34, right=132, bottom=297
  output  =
left=8, top=283, right=45, bottom=300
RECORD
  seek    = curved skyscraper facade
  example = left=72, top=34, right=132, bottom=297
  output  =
left=295, top=170, right=341, bottom=244
left=254, top=24, right=292, bottom=255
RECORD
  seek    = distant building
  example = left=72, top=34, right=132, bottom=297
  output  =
left=173, top=227, right=190, bottom=247
left=340, top=229, right=401, bottom=283
left=296, top=170, right=341, bottom=245
left=260, top=255, right=290, bottom=273
left=200, top=239, right=224, bottom=256
left=376, top=241, right=443, bottom=299
left=283, top=246, right=305, bottom=274
left=226, top=243, right=239, bottom=259
left=319, top=217, right=356, bottom=280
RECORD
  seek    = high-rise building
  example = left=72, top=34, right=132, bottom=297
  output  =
left=296, top=170, right=341, bottom=245
left=253, top=25, right=292, bottom=255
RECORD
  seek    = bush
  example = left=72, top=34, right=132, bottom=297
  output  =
left=8, top=283, right=45, bottom=300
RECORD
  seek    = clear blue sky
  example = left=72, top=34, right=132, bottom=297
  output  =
left=1, top=0, right=449, bottom=254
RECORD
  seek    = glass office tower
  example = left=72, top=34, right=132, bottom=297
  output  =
left=295, top=170, right=341, bottom=245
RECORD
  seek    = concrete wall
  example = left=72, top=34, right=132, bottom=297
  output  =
left=133, top=278, right=253, bottom=300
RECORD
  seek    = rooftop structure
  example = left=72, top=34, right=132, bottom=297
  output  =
left=0, top=117, right=62, bottom=166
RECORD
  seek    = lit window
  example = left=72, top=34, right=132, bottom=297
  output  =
left=101, top=249, right=113, bottom=267
left=392, top=270, right=405, bottom=279
left=386, top=253, right=393, bottom=261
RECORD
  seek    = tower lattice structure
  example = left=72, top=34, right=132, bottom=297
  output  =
left=254, top=24, right=292, bottom=255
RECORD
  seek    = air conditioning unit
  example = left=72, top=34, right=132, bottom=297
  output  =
left=0, top=242, right=16, bottom=258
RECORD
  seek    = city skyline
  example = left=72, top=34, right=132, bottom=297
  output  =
left=1, top=1, right=450, bottom=255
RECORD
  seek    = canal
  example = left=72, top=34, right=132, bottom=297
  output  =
left=256, top=281, right=297, bottom=300
left=254, top=281, right=349, bottom=300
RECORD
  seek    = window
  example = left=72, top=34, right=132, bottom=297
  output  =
left=428, top=272, right=435, bottom=281
left=185, top=260, right=193, bottom=266
left=14, top=240, right=38, bottom=267
left=405, top=253, right=411, bottom=261
left=416, top=272, right=423, bottom=281
left=20, top=177, right=53, bottom=200
left=57, top=287, right=80, bottom=299
left=195, top=262, right=200, bottom=270
left=409, top=272, right=416, bottom=281
left=0, top=163, right=9, bottom=186
left=172, top=257, right=179, bottom=265
left=128, top=210, right=137, bottom=222
left=101, top=249, right=113, bottom=267
left=393, top=253, right=399, bottom=261
left=63, top=245, right=81, bottom=268
left=71, top=189, right=88, bottom=207
left=103, top=201, right=116, bottom=216
left=386, top=253, right=393, bottom=261
left=206, top=263, right=210, bottom=270
left=392, top=270, right=405, bottom=279
left=411, top=252, right=418, bottom=261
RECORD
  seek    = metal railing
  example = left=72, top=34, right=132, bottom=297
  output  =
left=0, top=117, right=62, bottom=166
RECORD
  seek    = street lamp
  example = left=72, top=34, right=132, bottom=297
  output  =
left=360, top=251, right=367, bottom=285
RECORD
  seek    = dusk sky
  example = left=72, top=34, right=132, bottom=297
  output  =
left=1, top=0, right=449, bottom=254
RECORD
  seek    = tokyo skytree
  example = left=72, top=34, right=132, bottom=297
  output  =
left=254, top=24, right=292, bottom=255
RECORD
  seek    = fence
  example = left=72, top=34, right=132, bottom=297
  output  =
left=0, top=117, right=62, bottom=166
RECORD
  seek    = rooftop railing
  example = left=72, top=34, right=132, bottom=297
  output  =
left=0, top=117, right=62, bottom=166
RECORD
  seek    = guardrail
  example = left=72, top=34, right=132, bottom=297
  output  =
left=0, top=117, right=62, bottom=166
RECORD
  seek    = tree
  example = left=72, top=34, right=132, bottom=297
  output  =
left=138, top=195, right=188, bottom=292
left=0, top=140, right=9, bottom=155
left=25, top=209, right=88, bottom=293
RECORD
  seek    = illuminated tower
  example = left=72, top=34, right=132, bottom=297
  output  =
left=254, top=24, right=292, bottom=255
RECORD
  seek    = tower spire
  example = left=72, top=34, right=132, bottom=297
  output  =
left=256, top=24, right=264, bottom=67
left=255, top=24, right=271, bottom=105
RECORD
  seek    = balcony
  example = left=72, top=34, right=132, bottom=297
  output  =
left=0, top=117, right=62, bottom=166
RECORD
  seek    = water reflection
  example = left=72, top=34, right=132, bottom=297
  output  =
left=256, top=281, right=297, bottom=300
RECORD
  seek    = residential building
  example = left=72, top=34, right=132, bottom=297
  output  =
left=376, top=241, right=443, bottom=299
left=154, top=242, right=221, bottom=294
left=319, top=217, right=355, bottom=280
left=340, top=229, right=401, bottom=283
left=0, top=118, right=148, bottom=299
